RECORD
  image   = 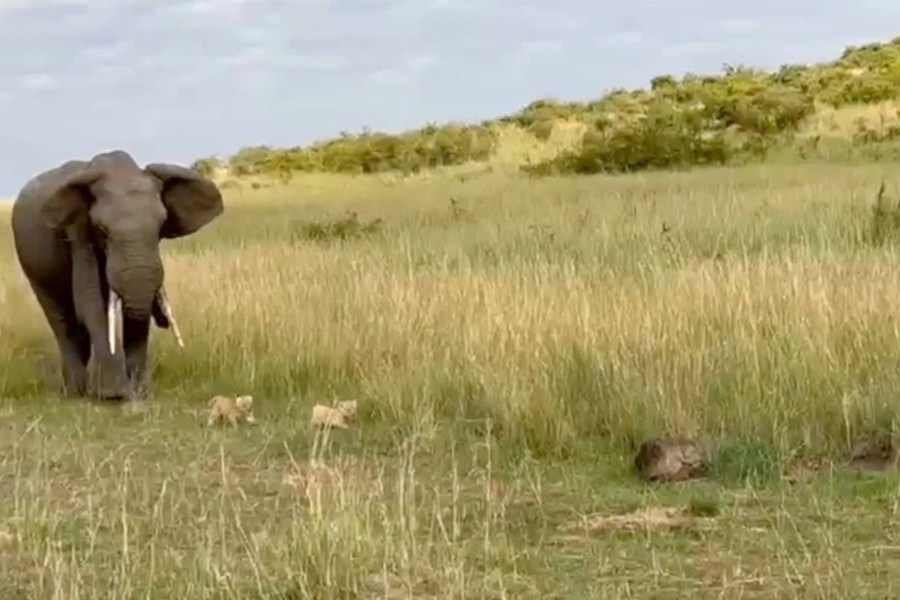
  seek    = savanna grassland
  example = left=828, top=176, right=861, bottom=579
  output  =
left=7, top=33, right=900, bottom=600
left=4, top=160, right=900, bottom=598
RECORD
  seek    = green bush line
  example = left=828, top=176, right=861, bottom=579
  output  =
left=192, top=36, right=900, bottom=179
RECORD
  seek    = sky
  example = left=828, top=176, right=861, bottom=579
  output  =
left=0, top=0, right=898, bottom=196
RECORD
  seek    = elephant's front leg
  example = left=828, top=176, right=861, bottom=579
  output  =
left=82, top=306, right=130, bottom=399
left=33, top=290, right=92, bottom=397
left=123, top=316, right=151, bottom=399
left=57, top=322, right=92, bottom=397
left=71, top=242, right=130, bottom=399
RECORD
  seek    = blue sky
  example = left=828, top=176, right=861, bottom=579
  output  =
left=0, top=0, right=898, bottom=196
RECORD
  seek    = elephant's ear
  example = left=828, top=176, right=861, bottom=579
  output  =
left=145, top=163, right=224, bottom=239
left=40, top=169, right=104, bottom=229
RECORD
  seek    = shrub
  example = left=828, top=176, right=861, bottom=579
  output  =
left=291, top=212, right=385, bottom=243
left=190, top=157, right=221, bottom=178
left=523, top=100, right=733, bottom=175
left=222, top=125, right=498, bottom=179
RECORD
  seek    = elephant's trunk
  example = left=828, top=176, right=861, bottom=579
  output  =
left=106, top=276, right=185, bottom=356
left=104, top=239, right=186, bottom=354
left=110, top=265, right=163, bottom=320
left=106, top=242, right=164, bottom=322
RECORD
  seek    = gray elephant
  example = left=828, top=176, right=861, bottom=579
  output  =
left=11, top=150, right=224, bottom=400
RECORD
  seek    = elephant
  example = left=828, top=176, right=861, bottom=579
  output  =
left=11, top=150, right=224, bottom=400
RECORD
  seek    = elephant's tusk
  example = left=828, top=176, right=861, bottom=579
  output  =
left=107, top=290, right=122, bottom=355
left=156, top=288, right=185, bottom=348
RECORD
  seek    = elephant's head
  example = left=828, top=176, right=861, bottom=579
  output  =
left=38, top=151, right=223, bottom=348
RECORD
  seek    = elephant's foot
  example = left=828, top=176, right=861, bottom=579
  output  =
left=93, top=385, right=133, bottom=401
left=127, top=380, right=149, bottom=401
left=92, top=363, right=133, bottom=401
left=124, top=366, right=149, bottom=401
left=57, top=335, right=91, bottom=398
left=61, top=383, right=87, bottom=399
left=61, top=365, right=88, bottom=398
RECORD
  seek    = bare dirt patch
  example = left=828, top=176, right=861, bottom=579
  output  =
left=559, top=505, right=717, bottom=535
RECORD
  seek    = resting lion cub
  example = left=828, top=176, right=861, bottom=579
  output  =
left=207, top=394, right=256, bottom=427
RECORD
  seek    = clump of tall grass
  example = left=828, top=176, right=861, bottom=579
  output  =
left=868, top=181, right=900, bottom=245
left=291, top=211, right=385, bottom=243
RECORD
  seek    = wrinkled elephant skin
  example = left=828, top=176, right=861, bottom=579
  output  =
left=11, top=150, right=224, bottom=400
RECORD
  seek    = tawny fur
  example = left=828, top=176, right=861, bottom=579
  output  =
left=310, top=399, right=358, bottom=429
left=207, top=394, right=256, bottom=427
left=336, top=399, right=357, bottom=422
left=634, top=436, right=706, bottom=482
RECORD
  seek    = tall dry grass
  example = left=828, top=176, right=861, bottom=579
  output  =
left=2, top=162, right=900, bottom=458
left=801, top=100, right=900, bottom=139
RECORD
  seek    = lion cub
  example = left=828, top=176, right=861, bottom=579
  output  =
left=633, top=436, right=706, bottom=482
left=207, top=394, right=256, bottom=427
left=310, top=399, right=358, bottom=429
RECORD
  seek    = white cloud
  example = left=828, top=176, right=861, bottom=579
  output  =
left=366, top=54, right=437, bottom=84
left=154, top=0, right=248, bottom=17
left=662, top=41, right=723, bottom=56
left=20, top=73, right=58, bottom=91
left=721, top=18, right=757, bottom=33
left=0, top=0, right=138, bottom=8
left=515, top=39, right=564, bottom=58
left=80, top=41, right=132, bottom=62
left=365, top=68, right=406, bottom=84
left=0, top=91, right=15, bottom=109
left=856, top=0, right=900, bottom=12
left=211, top=42, right=348, bottom=71
left=510, top=39, right=564, bottom=76
left=426, top=0, right=489, bottom=13
left=518, top=6, right=584, bottom=33
left=280, top=53, right=349, bottom=71
left=408, top=55, right=436, bottom=71
left=85, top=63, right=135, bottom=84
left=216, top=46, right=268, bottom=68
left=594, top=31, right=644, bottom=47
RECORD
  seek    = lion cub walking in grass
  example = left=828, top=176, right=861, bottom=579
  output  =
left=207, top=394, right=256, bottom=427
left=310, top=399, right=358, bottom=430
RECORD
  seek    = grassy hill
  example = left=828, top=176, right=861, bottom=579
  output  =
left=193, top=36, right=900, bottom=185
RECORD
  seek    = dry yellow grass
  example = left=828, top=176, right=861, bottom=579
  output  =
left=487, top=121, right=587, bottom=169
left=801, top=100, right=900, bottom=139
left=3, top=163, right=900, bottom=454
left=5, top=161, right=900, bottom=597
